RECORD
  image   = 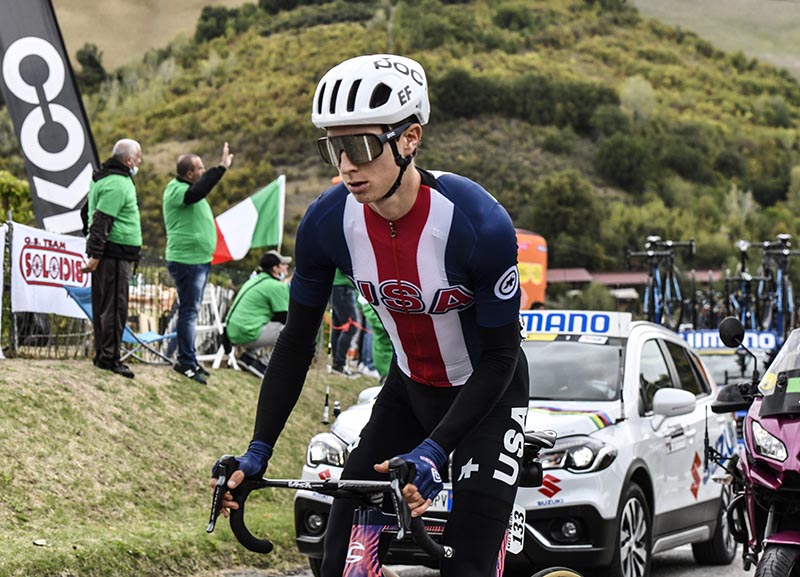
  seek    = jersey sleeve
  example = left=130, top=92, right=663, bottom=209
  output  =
left=289, top=197, right=337, bottom=307
left=469, top=203, right=521, bottom=328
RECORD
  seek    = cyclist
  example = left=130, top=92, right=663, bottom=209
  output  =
left=214, top=54, right=529, bottom=577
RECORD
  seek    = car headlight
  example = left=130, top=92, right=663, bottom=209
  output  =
left=539, top=436, right=617, bottom=473
left=306, top=432, right=347, bottom=467
left=751, top=421, right=787, bottom=462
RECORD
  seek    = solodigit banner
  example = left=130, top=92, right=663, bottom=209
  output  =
left=0, top=0, right=98, bottom=234
left=10, top=222, right=89, bottom=318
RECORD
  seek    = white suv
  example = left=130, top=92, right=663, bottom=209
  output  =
left=295, top=311, right=738, bottom=577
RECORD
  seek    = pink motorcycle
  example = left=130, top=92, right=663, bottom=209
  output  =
left=708, top=316, right=800, bottom=577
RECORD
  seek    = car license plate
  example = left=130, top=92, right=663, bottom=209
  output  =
left=429, top=489, right=452, bottom=512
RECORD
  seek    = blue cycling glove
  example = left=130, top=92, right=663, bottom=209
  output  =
left=237, top=439, right=273, bottom=478
left=213, top=440, right=273, bottom=480
left=396, top=438, right=448, bottom=501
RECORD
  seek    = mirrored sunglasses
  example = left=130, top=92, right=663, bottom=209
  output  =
left=317, top=122, right=413, bottom=167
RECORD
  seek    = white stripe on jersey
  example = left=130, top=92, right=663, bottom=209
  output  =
left=418, top=191, right=472, bottom=385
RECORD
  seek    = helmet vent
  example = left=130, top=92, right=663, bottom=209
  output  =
left=369, top=83, right=392, bottom=110
left=316, top=83, right=326, bottom=115
left=329, top=79, right=342, bottom=114
left=346, top=79, right=361, bottom=112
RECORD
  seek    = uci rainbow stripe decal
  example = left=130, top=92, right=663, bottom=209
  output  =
left=529, top=406, right=614, bottom=429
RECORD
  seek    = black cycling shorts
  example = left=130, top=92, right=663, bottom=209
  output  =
left=320, top=349, right=529, bottom=577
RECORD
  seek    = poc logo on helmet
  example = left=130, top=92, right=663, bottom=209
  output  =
left=373, top=57, right=425, bottom=86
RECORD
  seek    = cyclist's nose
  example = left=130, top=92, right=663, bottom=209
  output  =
left=339, top=151, right=358, bottom=172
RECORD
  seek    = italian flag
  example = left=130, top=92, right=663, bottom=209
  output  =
left=212, top=175, right=286, bottom=265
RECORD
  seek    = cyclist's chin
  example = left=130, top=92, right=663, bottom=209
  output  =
left=348, top=186, right=380, bottom=204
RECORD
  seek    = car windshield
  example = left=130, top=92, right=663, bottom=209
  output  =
left=698, top=349, right=771, bottom=387
left=523, top=337, right=623, bottom=401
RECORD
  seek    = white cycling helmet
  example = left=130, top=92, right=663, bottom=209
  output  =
left=312, top=54, right=430, bottom=129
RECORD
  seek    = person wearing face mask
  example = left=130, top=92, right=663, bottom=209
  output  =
left=223, top=250, right=291, bottom=374
left=81, top=138, right=144, bottom=378
left=163, top=142, right=234, bottom=384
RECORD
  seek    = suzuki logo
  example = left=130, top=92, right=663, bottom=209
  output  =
left=538, top=474, right=562, bottom=498
left=346, top=541, right=365, bottom=564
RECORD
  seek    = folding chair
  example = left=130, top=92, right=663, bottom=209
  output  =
left=193, top=284, right=241, bottom=371
left=64, top=285, right=176, bottom=364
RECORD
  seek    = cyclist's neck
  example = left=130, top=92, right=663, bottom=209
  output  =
left=367, top=166, right=421, bottom=222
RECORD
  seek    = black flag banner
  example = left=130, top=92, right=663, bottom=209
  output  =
left=0, top=0, right=98, bottom=234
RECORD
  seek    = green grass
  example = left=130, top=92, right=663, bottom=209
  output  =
left=632, top=0, right=800, bottom=78
left=52, top=0, right=251, bottom=69
left=0, top=357, right=370, bottom=577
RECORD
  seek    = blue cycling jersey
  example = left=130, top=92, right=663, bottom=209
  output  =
left=291, top=169, right=521, bottom=386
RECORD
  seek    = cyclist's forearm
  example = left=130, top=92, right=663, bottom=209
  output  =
left=251, top=298, right=326, bottom=447
left=429, top=321, right=521, bottom=452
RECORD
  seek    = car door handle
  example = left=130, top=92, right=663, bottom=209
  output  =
left=665, top=425, right=685, bottom=437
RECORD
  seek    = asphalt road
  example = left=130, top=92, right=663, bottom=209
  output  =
left=211, top=544, right=751, bottom=577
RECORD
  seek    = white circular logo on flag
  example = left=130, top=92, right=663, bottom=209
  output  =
left=494, top=266, right=519, bottom=300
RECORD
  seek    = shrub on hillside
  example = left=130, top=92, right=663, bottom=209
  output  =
left=595, top=133, right=653, bottom=193
left=590, top=104, right=630, bottom=138
left=518, top=170, right=606, bottom=268
left=433, top=69, right=617, bottom=134
left=75, top=44, right=108, bottom=94
left=195, top=6, right=238, bottom=43
left=262, top=1, right=377, bottom=34
left=714, top=148, right=747, bottom=179
left=493, top=2, right=538, bottom=31
left=655, top=122, right=719, bottom=184
left=542, top=127, right=576, bottom=155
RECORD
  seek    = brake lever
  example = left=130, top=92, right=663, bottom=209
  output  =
left=207, top=454, right=238, bottom=533
left=388, top=457, right=416, bottom=541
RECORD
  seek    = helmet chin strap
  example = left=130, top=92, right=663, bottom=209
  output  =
left=380, top=130, right=414, bottom=201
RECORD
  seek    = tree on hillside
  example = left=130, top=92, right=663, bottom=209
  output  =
left=75, top=43, right=108, bottom=94
left=195, top=6, right=237, bottom=43
left=519, top=170, right=607, bottom=269
left=0, top=171, right=33, bottom=224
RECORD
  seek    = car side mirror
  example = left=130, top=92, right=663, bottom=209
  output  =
left=653, top=388, right=696, bottom=418
left=711, top=383, right=754, bottom=414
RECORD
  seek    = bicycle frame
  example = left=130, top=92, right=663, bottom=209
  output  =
left=757, top=237, right=800, bottom=342
left=627, top=236, right=694, bottom=329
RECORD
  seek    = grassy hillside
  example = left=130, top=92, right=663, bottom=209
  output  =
left=51, top=0, right=251, bottom=69
left=0, top=358, right=370, bottom=577
left=4, top=0, right=800, bottom=281
left=632, top=0, right=800, bottom=79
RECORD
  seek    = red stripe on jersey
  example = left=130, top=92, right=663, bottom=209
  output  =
left=363, top=185, right=449, bottom=385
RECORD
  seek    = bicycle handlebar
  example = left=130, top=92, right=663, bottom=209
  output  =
left=761, top=248, right=800, bottom=258
left=207, top=455, right=452, bottom=560
left=627, top=249, right=675, bottom=259
left=644, top=237, right=695, bottom=256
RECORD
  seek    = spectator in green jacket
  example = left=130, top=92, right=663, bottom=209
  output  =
left=358, top=295, right=393, bottom=380
left=163, top=142, right=233, bottom=385
left=225, top=250, right=291, bottom=368
left=81, top=138, right=143, bottom=379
